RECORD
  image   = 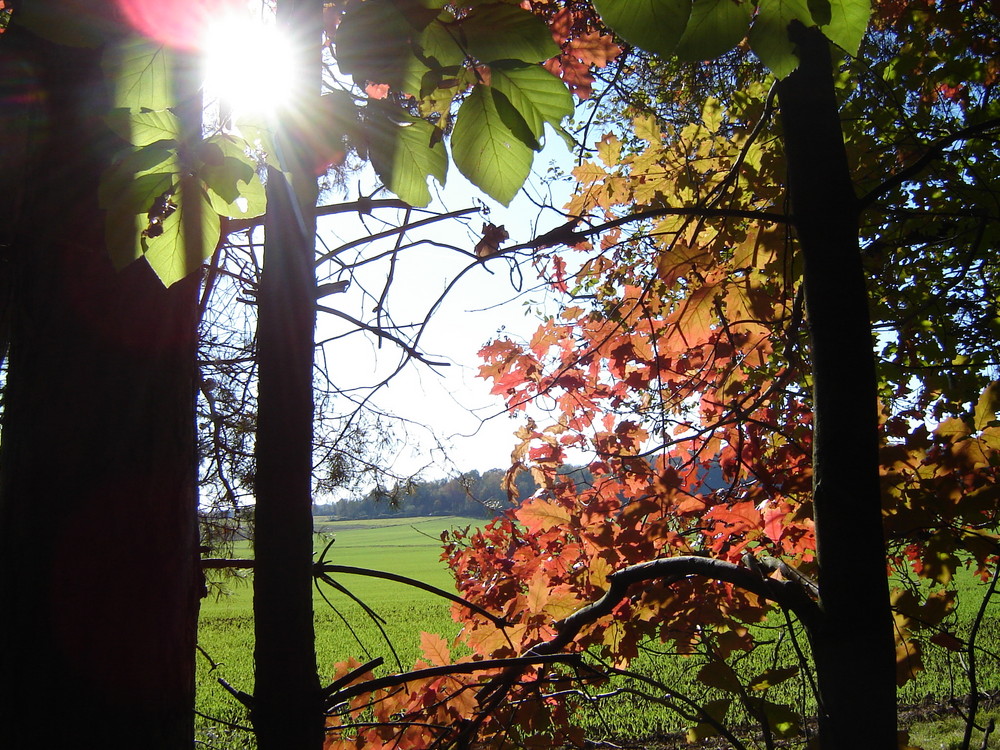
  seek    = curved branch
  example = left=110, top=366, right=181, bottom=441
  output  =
left=538, top=555, right=820, bottom=656
left=324, top=653, right=584, bottom=708
left=222, top=197, right=414, bottom=236
left=314, top=563, right=510, bottom=629
left=509, top=204, right=791, bottom=255
left=858, top=117, right=1000, bottom=211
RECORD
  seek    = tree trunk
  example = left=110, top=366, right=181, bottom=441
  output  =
left=0, top=24, right=201, bottom=750
left=250, top=1, right=324, bottom=747
left=777, top=24, right=896, bottom=749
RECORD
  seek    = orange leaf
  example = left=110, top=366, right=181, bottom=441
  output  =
left=517, top=498, right=571, bottom=534
left=526, top=572, right=551, bottom=614
left=420, top=631, right=451, bottom=667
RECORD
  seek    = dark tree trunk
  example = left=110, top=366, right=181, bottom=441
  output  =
left=250, top=1, right=324, bottom=747
left=0, top=23, right=201, bottom=750
left=777, top=24, right=896, bottom=749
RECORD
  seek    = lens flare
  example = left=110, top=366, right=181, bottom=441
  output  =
left=202, top=12, right=296, bottom=117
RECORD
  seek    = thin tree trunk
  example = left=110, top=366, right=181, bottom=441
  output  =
left=0, top=25, right=201, bottom=750
left=777, top=24, right=896, bottom=749
left=250, top=0, right=324, bottom=746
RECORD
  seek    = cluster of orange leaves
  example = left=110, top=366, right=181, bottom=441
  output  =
left=322, top=3, right=1000, bottom=745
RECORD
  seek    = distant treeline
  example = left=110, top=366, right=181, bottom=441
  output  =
left=312, top=468, right=541, bottom=520
left=312, top=460, right=723, bottom=521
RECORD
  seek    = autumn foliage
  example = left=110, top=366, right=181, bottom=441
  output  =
left=320, top=0, right=1000, bottom=747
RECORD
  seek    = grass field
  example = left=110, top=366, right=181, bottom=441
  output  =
left=196, top=515, right=1000, bottom=749
left=197, top=516, right=474, bottom=747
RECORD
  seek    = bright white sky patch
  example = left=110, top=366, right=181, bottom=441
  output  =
left=201, top=11, right=296, bottom=118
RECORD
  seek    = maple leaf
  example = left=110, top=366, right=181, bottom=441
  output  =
left=420, top=631, right=451, bottom=667
left=568, top=31, right=621, bottom=69
left=516, top=498, right=571, bottom=534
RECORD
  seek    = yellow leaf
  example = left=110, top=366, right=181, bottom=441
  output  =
left=596, top=132, right=622, bottom=167
left=633, top=112, right=660, bottom=144
left=974, top=381, right=1000, bottom=430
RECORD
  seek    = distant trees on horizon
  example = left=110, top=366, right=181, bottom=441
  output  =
left=312, top=468, right=539, bottom=520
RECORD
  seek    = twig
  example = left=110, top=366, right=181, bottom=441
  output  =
left=314, top=563, right=510, bottom=629
left=961, top=561, right=1000, bottom=750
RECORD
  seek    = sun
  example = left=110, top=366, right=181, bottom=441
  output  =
left=201, top=11, right=297, bottom=118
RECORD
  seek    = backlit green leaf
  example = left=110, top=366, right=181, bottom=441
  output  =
left=821, top=0, right=871, bottom=55
left=198, top=135, right=257, bottom=206
left=367, top=107, right=448, bottom=207
left=105, top=108, right=181, bottom=147
left=592, top=0, right=692, bottom=59
left=451, top=84, right=534, bottom=206
left=748, top=0, right=814, bottom=79
left=460, top=3, right=559, bottom=63
left=489, top=63, right=574, bottom=143
left=419, top=15, right=467, bottom=68
left=205, top=173, right=266, bottom=219
left=676, top=0, right=753, bottom=60
left=98, top=143, right=178, bottom=211
left=102, top=37, right=173, bottom=111
left=143, top=185, right=221, bottom=287
left=336, top=0, right=421, bottom=90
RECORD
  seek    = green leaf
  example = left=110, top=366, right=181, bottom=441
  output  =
left=820, top=0, right=871, bottom=55
left=143, top=185, right=221, bottom=287
left=102, top=37, right=174, bottom=111
left=234, top=116, right=280, bottom=169
left=676, top=0, right=753, bottom=61
left=749, top=699, right=800, bottom=737
left=974, top=381, right=1000, bottom=430
left=748, top=0, right=814, bottom=79
left=336, top=0, right=421, bottom=90
left=98, top=143, right=179, bottom=211
left=198, top=136, right=257, bottom=206
left=460, top=3, right=560, bottom=63
left=748, top=666, right=800, bottom=691
left=451, top=84, right=534, bottom=206
left=419, top=15, right=468, bottom=69
left=685, top=698, right=731, bottom=742
left=592, top=0, right=692, bottom=59
left=205, top=172, right=266, bottom=219
left=367, top=107, right=448, bottom=207
left=696, top=660, right=742, bottom=692
left=105, top=108, right=182, bottom=147
left=489, top=62, right=574, bottom=143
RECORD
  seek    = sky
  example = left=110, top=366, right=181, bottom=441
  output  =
left=311, top=149, right=577, bottom=483
left=196, top=0, right=585, bottom=485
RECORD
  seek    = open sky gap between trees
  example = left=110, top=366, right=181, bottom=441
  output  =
left=0, top=1, right=999, bottom=749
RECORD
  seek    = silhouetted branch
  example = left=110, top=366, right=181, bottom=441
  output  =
left=858, top=117, right=1000, bottom=211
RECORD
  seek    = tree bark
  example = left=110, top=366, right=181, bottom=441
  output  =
left=0, top=24, right=201, bottom=750
left=250, top=1, right=324, bottom=747
left=777, top=24, right=896, bottom=749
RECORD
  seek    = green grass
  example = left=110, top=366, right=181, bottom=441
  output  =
left=196, top=517, right=1000, bottom=749
left=196, top=516, right=475, bottom=747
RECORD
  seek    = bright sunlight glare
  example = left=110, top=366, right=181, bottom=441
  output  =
left=201, top=12, right=297, bottom=118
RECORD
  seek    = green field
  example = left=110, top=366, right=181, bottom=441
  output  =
left=197, top=516, right=474, bottom=747
left=196, top=515, right=1000, bottom=749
